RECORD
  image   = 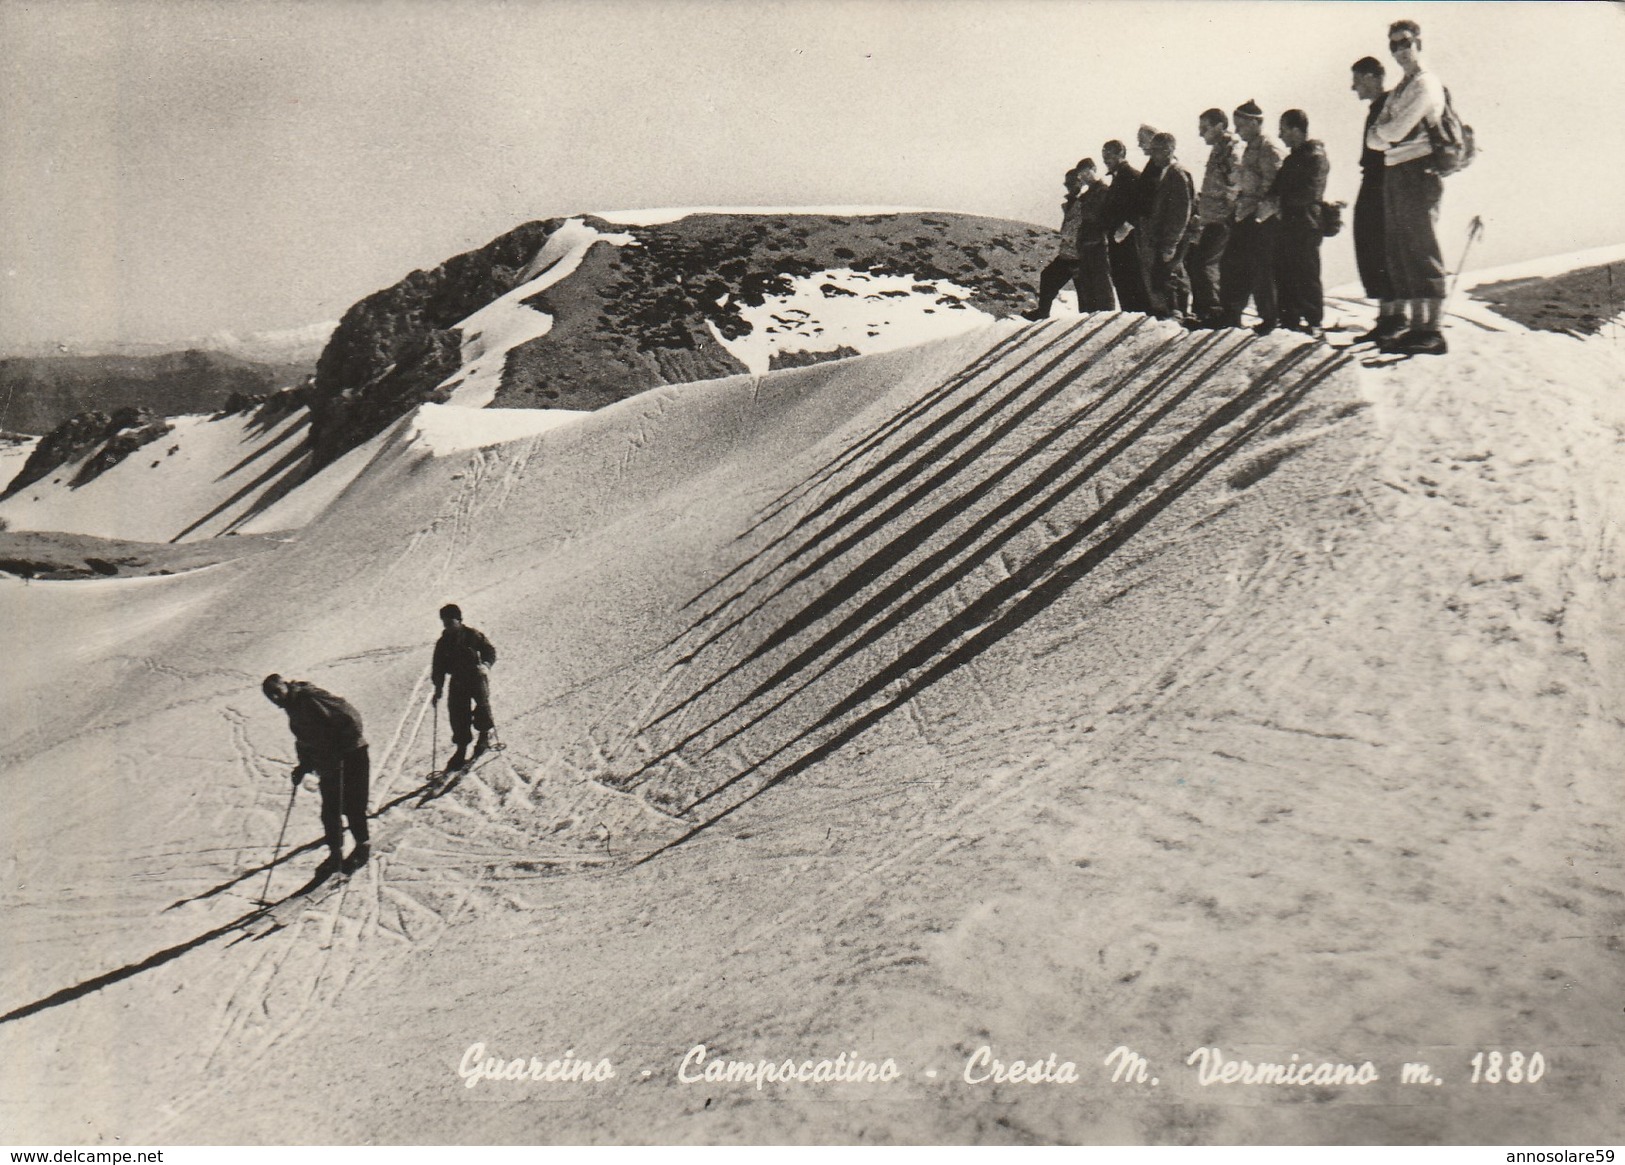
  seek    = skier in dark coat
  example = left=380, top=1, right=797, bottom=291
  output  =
left=432, top=603, right=498, bottom=769
left=1270, top=109, right=1331, bottom=335
left=262, top=674, right=370, bottom=876
left=1072, top=158, right=1118, bottom=312
left=1101, top=140, right=1151, bottom=314
left=1142, top=132, right=1197, bottom=322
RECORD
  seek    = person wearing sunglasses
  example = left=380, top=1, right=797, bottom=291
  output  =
left=1366, top=19, right=1450, bottom=355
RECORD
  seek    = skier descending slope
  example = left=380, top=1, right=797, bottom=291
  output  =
left=431, top=603, right=499, bottom=771
left=261, top=674, right=371, bottom=877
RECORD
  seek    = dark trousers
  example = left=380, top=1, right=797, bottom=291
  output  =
left=1353, top=179, right=1392, bottom=302
left=448, top=671, right=494, bottom=746
left=1108, top=236, right=1151, bottom=314
left=316, top=745, right=370, bottom=856
left=1185, top=221, right=1229, bottom=321
left=1383, top=158, right=1446, bottom=300
left=1074, top=244, right=1118, bottom=311
left=1034, top=255, right=1077, bottom=316
left=1219, top=216, right=1279, bottom=328
left=1275, top=222, right=1325, bottom=330
left=1147, top=234, right=1193, bottom=320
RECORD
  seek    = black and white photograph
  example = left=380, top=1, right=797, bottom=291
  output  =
left=1, top=0, right=1622, bottom=1151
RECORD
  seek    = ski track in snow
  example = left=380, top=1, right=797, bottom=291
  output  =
left=6, top=248, right=1623, bottom=1142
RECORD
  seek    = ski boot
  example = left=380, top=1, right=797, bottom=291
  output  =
left=342, top=842, right=371, bottom=874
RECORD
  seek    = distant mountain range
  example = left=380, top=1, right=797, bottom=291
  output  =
left=2, top=321, right=336, bottom=366
left=0, top=348, right=317, bottom=437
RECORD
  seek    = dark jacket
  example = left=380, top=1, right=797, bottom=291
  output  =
left=1074, top=181, right=1111, bottom=249
left=282, top=682, right=367, bottom=768
left=1360, top=93, right=1390, bottom=180
left=1145, top=160, right=1196, bottom=256
left=1103, top=160, right=1142, bottom=236
left=1131, top=160, right=1163, bottom=226
left=1272, top=139, right=1330, bottom=231
left=433, top=624, right=497, bottom=687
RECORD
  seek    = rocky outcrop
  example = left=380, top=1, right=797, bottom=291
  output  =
left=3, top=408, right=174, bottom=498
left=305, top=210, right=1054, bottom=470
left=309, top=220, right=564, bottom=467
left=769, top=345, right=861, bottom=371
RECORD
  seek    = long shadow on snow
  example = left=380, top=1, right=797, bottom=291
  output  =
left=214, top=413, right=311, bottom=483
left=633, top=322, right=1226, bottom=767
left=169, top=440, right=311, bottom=543
left=683, top=330, right=1259, bottom=765
left=675, top=318, right=1093, bottom=639
left=625, top=341, right=1352, bottom=860
left=2, top=774, right=451, bottom=1025
left=628, top=320, right=1227, bottom=775
left=720, top=321, right=1056, bottom=552
left=669, top=315, right=1136, bottom=676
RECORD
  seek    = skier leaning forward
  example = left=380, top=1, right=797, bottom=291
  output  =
left=262, top=674, right=371, bottom=876
left=432, top=603, right=498, bottom=770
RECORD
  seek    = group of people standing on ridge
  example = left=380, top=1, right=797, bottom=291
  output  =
left=1026, top=19, right=1456, bottom=356
left=260, top=603, right=499, bottom=881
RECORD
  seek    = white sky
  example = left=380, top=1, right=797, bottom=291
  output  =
left=2, top=0, right=1622, bottom=350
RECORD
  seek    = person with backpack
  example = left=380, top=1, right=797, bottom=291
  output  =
left=1271, top=109, right=1331, bottom=337
left=1367, top=18, right=1450, bottom=355
left=432, top=603, right=498, bottom=769
left=262, top=674, right=370, bottom=877
left=1142, top=132, right=1196, bottom=322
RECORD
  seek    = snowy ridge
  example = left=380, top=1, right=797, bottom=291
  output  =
left=408, top=402, right=588, bottom=456
left=436, top=218, right=636, bottom=409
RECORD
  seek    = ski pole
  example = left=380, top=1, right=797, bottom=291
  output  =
left=1446, top=215, right=1485, bottom=307
left=432, top=690, right=439, bottom=773
left=259, top=782, right=298, bottom=906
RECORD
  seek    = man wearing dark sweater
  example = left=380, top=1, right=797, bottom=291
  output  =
left=263, top=674, right=370, bottom=876
left=1351, top=55, right=1401, bottom=343
left=432, top=603, right=498, bottom=769
left=1101, top=139, right=1151, bottom=314
left=1271, top=109, right=1331, bottom=335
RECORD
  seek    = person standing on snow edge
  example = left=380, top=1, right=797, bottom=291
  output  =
left=432, top=603, right=498, bottom=769
left=262, top=674, right=371, bottom=877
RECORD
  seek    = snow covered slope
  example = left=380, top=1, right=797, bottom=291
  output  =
left=0, top=400, right=589, bottom=543
left=0, top=409, right=318, bottom=542
left=2, top=275, right=1622, bottom=1147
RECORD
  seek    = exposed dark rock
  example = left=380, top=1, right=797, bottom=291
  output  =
left=310, top=220, right=564, bottom=466
left=303, top=210, right=1051, bottom=470
left=1472, top=262, right=1623, bottom=337
left=767, top=345, right=862, bottom=372
left=3, top=408, right=174, bottom=498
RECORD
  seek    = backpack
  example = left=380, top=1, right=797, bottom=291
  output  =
left=1427, top=87, right=1476, bottom=176
left=1318, top=200, right=1346, bottom=238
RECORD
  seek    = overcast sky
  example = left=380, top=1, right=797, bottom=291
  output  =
left=2, top=0, right=1622, bottom=350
